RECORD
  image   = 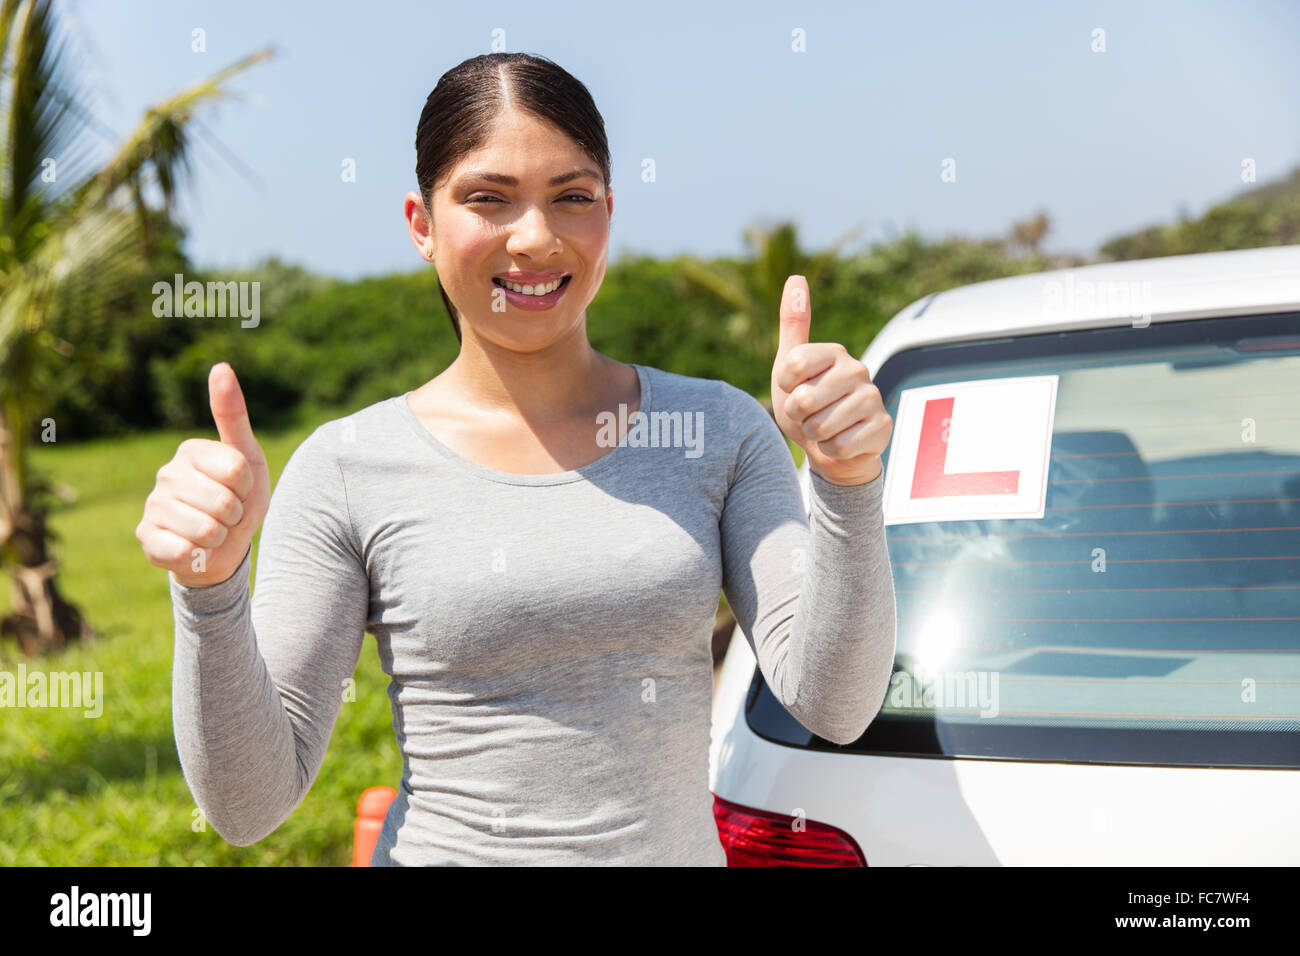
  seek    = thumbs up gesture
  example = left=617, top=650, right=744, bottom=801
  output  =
left=137, top=362, right=271, bottom=588
left=771, top=275, right=893, bottom=486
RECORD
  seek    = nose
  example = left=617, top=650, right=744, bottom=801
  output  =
left=505, top=203, right=562, bottom=260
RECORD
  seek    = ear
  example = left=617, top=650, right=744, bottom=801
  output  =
left=404, top=190, right=435, bottom=258
left=606, top=185, right=613, bottom=220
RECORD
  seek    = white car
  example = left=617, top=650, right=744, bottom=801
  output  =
left=709, top=244, right=1300, bottom=865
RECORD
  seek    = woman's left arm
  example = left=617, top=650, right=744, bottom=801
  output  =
left=719, top=275, right=896, bottom=745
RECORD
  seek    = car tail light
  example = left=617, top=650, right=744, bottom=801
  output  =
left=712, top=793, right=866, bottom=866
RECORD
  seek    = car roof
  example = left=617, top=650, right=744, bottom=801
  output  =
left=859, top=243, right=1300, bottom=375
left=795, top=244, right=1300, bottom=513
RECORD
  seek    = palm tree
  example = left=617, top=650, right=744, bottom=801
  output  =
left=0, top=0, right=272, bottom=654
left=680, top=220, right=864, bottom=391
left=1010, top=210, right=1050, bottom=255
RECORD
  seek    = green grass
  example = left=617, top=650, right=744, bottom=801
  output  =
left=0, top=402, right=403, bottom=865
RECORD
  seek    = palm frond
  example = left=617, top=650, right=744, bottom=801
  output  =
left=0, top=0, right=24, bottom=89
left=1, top=42, right=276, bottom=365
left=804, top=220, right=867, bottom=284
left=679, top=257, right=751, bottom=311
left=80, top=45, right=273, bottom=217
left=0, top=189, right=142, bottom=374
left=2, top=0, right=84, bottom=245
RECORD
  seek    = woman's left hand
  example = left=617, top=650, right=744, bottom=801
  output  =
left=770, top=275, right=893, bottom=486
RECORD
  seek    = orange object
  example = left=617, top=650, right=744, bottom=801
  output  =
left=353, top=786, right=397, bottom=866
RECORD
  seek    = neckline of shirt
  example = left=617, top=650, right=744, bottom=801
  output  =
left=392, top=363, right=654, bottom=487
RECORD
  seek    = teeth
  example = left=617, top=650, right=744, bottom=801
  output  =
left=496, top=277, right=565, bottom=295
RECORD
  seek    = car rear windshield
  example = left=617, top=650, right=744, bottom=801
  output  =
left=745, top=311, right=1300, bottom=768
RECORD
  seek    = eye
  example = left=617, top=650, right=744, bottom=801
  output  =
left=466, top=194, right=594, bottom=205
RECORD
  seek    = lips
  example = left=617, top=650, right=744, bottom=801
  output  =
left=490, top=274, right=573, bottom=311
left=492, top=271, right=569, bottom=284
left=492, top=275, right=571, bottom=294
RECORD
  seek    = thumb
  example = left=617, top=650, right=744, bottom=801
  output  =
left=208, top=362, right=262, bottom=462
left=776, top=274, right=811, bottom=361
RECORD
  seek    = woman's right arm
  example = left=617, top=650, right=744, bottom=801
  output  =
left=137, top=363, right=370, bottom=846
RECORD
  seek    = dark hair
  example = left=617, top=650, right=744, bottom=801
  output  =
left=414, top=53, right=612, bottom=343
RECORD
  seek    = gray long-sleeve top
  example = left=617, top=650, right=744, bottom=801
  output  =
left=169, top=363, right=896, bottom=865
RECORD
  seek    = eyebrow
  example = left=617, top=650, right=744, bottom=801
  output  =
left=456, top=167, right=602, bottom=188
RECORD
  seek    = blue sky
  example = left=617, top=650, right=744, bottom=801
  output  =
left=61, top=0, right=1300, bottom=279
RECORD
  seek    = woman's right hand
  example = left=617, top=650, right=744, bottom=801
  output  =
left=137, top=362, right=271, bottom=589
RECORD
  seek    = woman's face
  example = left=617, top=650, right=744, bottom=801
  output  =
left=417, top=106, right=613, bottom=351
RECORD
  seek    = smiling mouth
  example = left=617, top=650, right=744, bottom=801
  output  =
left=492, top=275, right=572, bottom=294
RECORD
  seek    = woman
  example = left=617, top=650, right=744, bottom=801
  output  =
left=136, top=52, right=896, bottom=866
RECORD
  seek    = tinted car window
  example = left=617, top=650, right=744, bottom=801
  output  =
left=746, top=311, right=1300, bottom=768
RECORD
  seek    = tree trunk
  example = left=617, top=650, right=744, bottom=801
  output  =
left=0, top=400, right=93, bottom=656
left=711, top=604, right=735, bottom=667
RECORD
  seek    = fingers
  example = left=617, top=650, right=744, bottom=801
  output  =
left=139, top=372, right=266, bottom=584
left=138, top=438, right=254, bottom=574
left=775, top=275, right=811, bottom=360
left=145, top=492, right=231, bottom=550
left=168, top=467, right=245, bottom=527
left=797, top=386, right=879, bottom=444
left=178, top=438, right=255, bottom=500
left=138, top=525, right=205, bottom=571
left=208, top=362, right=264, bottom=464
left=811, top=411, right=892, bottom=460
left=774, top=342, right=839, bottom=394
left=779, top=347, right=869, bottom=420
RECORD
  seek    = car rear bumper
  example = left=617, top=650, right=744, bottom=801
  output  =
left=710, top=629, right=1300, bottom=865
